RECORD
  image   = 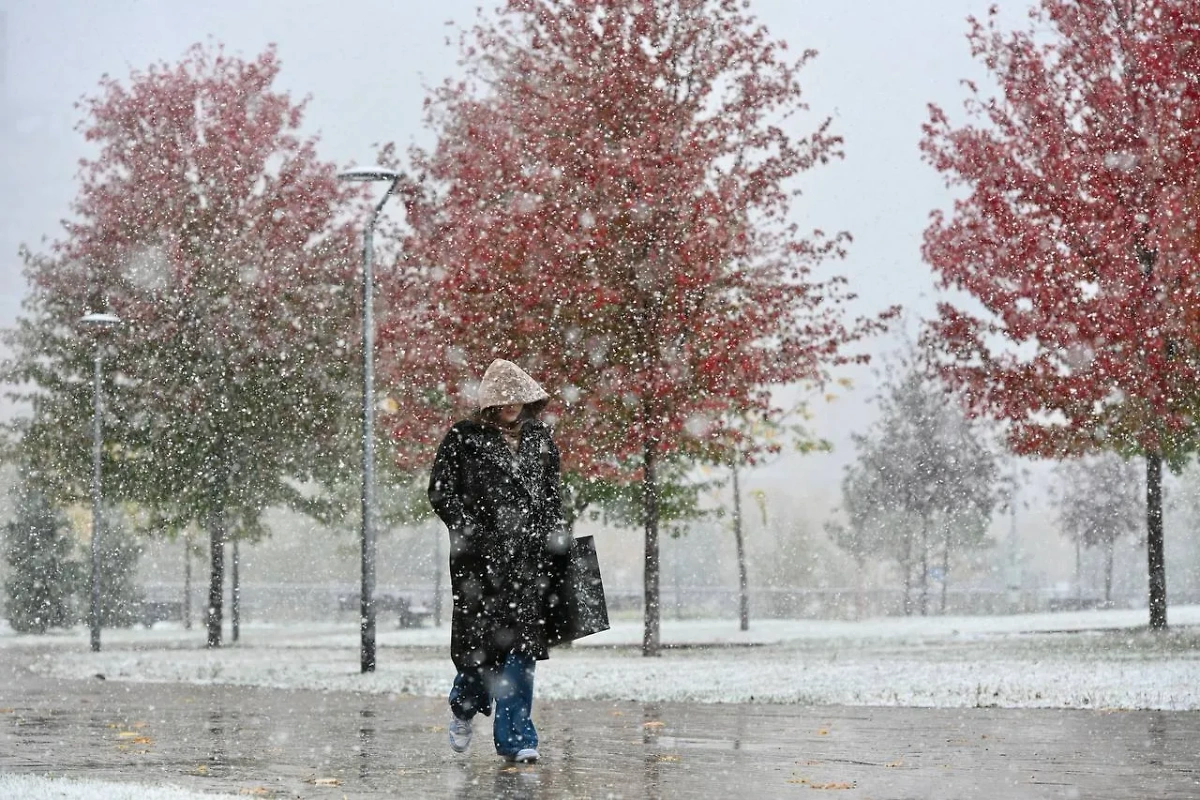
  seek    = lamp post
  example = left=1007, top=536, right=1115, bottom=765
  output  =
left=338, top=166, right=402, bottom=673
left=79, top=311, right=120, bottom=653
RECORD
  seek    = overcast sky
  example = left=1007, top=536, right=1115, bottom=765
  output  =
left=2, top=1, right=1064, bottom=547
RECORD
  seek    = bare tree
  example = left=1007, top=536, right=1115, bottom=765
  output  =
left=834, top=355, right=1000, bottom=615
left=1052, top=455, right=1142, bottom=605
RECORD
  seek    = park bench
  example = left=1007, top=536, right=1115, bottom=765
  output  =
left=138, top=600, right=184, bottom=628
left=337, top=592, right=432, bottom=628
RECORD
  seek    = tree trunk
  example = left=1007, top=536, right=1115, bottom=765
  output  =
left=673, top=541, right=683, bottom=622
left=642, top=437, right=661, bottom=657
left=854, top=557, right=866, bottom=621
left=183, top=529, right=192, bottom=630
left=732, top=461, right=749, bottom=631
left=901, top=528, right=913, bottom=616
left=231, top=536, right=240, bottom=643
left=206, top=510, right=225, bottom=648
left=1146, top=452, right=1167, bottom=629
left=1104, top=538, right=1114, bottom=606
left=1080, top=537, right=1089, bottom=606
left=919, top=518, right=930, bottom=617
left=939, top=525, right=950, bottom=615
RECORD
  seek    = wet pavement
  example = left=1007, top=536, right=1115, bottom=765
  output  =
left=3, top=653, right=1199, bottom=799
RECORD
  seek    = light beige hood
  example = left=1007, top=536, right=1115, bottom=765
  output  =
left=476, top=359, right=550, bottom=410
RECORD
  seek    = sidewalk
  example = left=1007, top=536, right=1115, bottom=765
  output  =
left=3, top=652, right=1199, bottom=799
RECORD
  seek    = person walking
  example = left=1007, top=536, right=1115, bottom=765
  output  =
left=428, top=358, right=571, bottom=764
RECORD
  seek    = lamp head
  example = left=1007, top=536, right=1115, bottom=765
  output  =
left=338, top=166, right=401, bottom=183
left=79, top=312, right=121, bottom=329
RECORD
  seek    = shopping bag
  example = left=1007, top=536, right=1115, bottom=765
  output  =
left=546, top=535, right=610, bottom=646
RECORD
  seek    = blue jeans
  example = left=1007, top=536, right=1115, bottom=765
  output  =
left=449, top=652, right=538, bottom=756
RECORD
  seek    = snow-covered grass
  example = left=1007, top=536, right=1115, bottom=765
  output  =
left=6, top=606, right=1200, bottom=711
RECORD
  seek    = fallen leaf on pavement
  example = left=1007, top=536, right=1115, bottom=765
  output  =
left=788, top=777, right=857, bottom=789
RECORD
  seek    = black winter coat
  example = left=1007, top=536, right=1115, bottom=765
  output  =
left=428, top=418, right=571, bottom=672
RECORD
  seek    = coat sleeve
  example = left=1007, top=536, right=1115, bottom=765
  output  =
left=428, top=426, right=475, bottom=539
left=541, top=432, right=571, bottom=556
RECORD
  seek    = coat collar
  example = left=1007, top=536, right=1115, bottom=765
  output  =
left=461, top=420, right=545, bottom=500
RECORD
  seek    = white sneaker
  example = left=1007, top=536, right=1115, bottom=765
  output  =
left=449, top=715, right=473, bottom=753
left=512, top=748, right=539, bottom=763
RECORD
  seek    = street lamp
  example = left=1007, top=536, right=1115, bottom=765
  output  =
left=339, top=165, right=402, bottom=673
left=79, top=311, right=120, bottom=653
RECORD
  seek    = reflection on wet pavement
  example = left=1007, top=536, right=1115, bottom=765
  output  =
left=3, top=654, right=1200, bottom=799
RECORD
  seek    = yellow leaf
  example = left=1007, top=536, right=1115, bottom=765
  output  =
left=643, top=720, right=666, bottom=728
left=306, top=777, right=341, bottom=786
left=790, top=777, right=857, bottom=790
left=238, top=789, right=272, bottom=797
left=117, top=731, right=140, bottom=738
left=193, top=765, right=209, bottom=775
left=885, top=760, right=903, bottom=768
left=817, top=728, right=830, bottom=736
left=655, top=754, right=681, bottom=763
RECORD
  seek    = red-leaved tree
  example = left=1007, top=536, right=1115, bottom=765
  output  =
left=921, top=1, right=1200, bottom=629
left=381, top=0, right=890, bottom=655
left=4, top=43, right=362, bottom=647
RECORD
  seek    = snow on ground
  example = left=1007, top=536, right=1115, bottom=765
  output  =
left=6, top=606, right=1200, bottom=711
left=0, top=773, right=242, bottom=799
